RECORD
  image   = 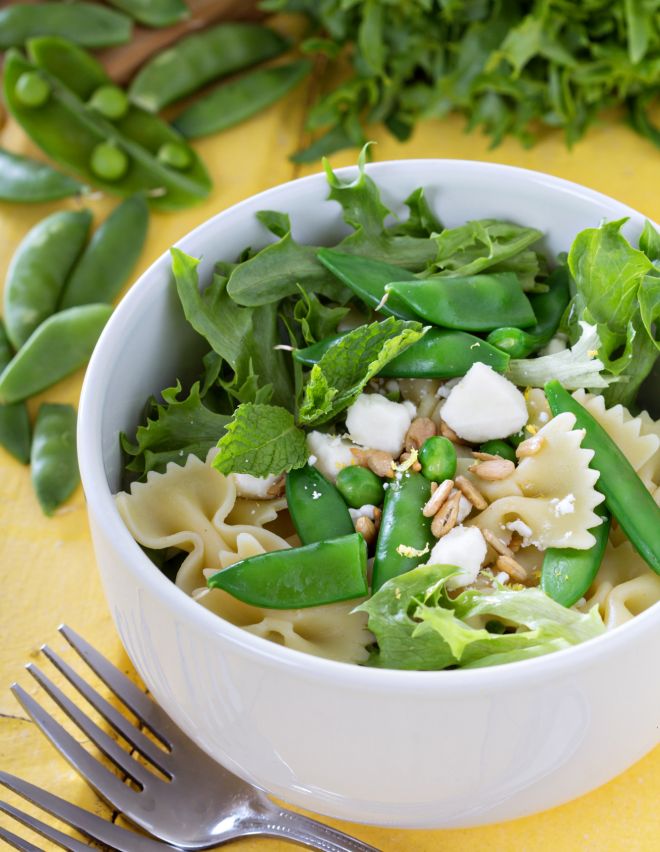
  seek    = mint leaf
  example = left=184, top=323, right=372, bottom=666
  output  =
left=298, top=317, right=426, bottom=426
left=293, top=287, right=350, bottom=345
left=122, top=382, right=230, bottom=477
left=431, top=219, right=543, bottom=278
left=212, top=403, right=308, bottom=477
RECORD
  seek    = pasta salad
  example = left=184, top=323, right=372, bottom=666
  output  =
left=116, top=150, right=660, bottom=670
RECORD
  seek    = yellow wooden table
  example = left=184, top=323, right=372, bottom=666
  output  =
left=1, top=63, right=659, bottom=852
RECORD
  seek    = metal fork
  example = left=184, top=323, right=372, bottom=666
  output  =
left=0, top=771, right=180, bottom=851
left=11, top=625, right=380, bottom=851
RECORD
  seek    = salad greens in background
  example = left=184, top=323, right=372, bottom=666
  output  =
left=122, top=148, right=659, bottom=484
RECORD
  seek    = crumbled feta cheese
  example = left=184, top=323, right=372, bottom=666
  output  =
left=348, top=504, right=377, bottom=522
left=308, top=454, right=318, bottom=466
left=436, top=377, right=461, bottom=399
left=232, top=473, right=280, bottom=499
left=402, top=399, right=417, bottom=418
left=494, top=571, right=510, bottom=585
left=385, top=380, right=400, bottom=394
left=441, top=362, right=528, bottom=442
left=345, top=393, right=413, bottom=456
left=306, top=431, right=356, bottom=482
left=427, top=526, right=487, bottom=591
left=551, top=494, right=576, bottom=516
left=506, top=519, right=533, bottom=543
left=453, top=491, right=473, bottom=523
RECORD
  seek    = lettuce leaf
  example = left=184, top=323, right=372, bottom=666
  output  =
left=357, top=564, right=605, bottom=671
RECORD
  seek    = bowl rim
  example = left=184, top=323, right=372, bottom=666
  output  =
left=78, top=157, right=660, bottom=692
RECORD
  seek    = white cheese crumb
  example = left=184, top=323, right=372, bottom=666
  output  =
left=385, top=379, right=400, bottom=394
left=506, top=519, right=533, bottom=543
left=494, top=571, right=510, bottom=585
left=402, top=399, right=417, bottom=418
left=308, top=454, right=318, bottom=465
left=441, top=363, right=528, bottom=442
left=231, top=473, right=280, bottom=499
left=427, top=526, right=487, bottom=591
left=306, top=431, right=356, bottom=482
left=436, top=377, right=461, bottom=399
left=345, top=393, right=413, bottom=456
left=348, top=504, right=377, bottom=522
left=538, top=411, right=549, bottom=423
left=452, top=490, right=473, bottom=523
left=551, top=494, right=576, bottom=516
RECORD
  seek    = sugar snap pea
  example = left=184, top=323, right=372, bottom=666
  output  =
left=316, top=248, right=421, bottom=320
left=486, top=265, right=570, bottom=358
left=0, top=147, right=83, bottom=202
left=60, top=196, right=149, bottom=309
left=372, top=472, right=433, bottom=592
left=174, top=59, right=312, bottom=139
left=0, top=304, right=112, bottom=404
left=386, top=273, right=537, bottom=331
left=0, top=3, right=132, bottom=49
left=208, top=532, right=368, bottom=609
left=31, top=403, right=79, bottom=515
left=286, top=464, right=355, bottom=544
left=4, top=209, right=92, bottom=350
left=4, top=39, right=211, bottom=210
left=0, top=321, right=30, bottom=464
left=541, top=505, right=611, bottom=607
left=129, top=23, right=289, bottom=112
left=479, top=440, right=516, bottom=463
left=294, top=328, right=510, bottom=377
left=545, top=380, right=660, bottom=575
left=105, top=0, right=189, bottom=29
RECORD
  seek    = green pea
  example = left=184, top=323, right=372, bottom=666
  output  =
left=479, top=440, right=516, bottom=463
left=90, top=142, right=128, bottom=181
left=336, top=466, right=385, bottom=508
left=15, top=71, right=50, bottom=107
left=31, top=403, right=79, bottom=516
left=418, top=436, right=457, bottom=483
left=157, top=142, right=191, bottom=171
left=88, top=85, right=129, bottom=120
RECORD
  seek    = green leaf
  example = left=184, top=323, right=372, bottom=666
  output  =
left=639, top=274, right=660, bottom=351
left=298, top=317, right=426, bottom=426
left=386, top=187, right=443, bottom=238
left=431, top=219, right=543, bottom=278
left=256, top=209, right=291, bottom=239
left=567, top=218, right=653, bottom=334
left=122, top=382, right=230, bottom=477
left=293, top=287, right=350, bottom=345
left=639, top=220, right=660, bottom=262
left=323, top=142, right=390, bottom=241
left=212, top=403, right=308, bottom=477
left=358, top=0, right=386, bottom=76
left=357, top=563, right=605, bottom=671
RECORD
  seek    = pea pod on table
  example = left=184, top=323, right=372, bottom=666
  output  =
left=174, top=60, right=312, bottom=139
left=0, top=3, right=132, bottom=49
left=31, top=403, right=79, bottom=515
left=372, top=472, right=433, bottom=592
left=129, top=23, right=290, bottom=112
left=4, top=208, right=92, bottom=350
left=0, top=304, right=112, bottom=404
left=4, top=38, right=211, bottom=210
left=208, top=533, right=368, bottom=609
left=386, top=273, right=537, bottom=332
left=545, top=380, right=660, bottom=575
left=285, top=464, right=355, bottom=545
left=486, top=265, right=570, bottom=358
left=0, top=321, right=30, bottom=465
left=0, top=147, right=83, bottom=202
left=60, top=195, right=149, bottom=309
left=105, top=0, right=189, bottom=29
left=294, top=328, right=510, bottom=377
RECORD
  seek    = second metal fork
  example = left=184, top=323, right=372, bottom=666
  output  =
left=11, top=625, right=379, bottom=852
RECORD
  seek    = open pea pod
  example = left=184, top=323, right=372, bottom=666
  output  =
left=4, top=39, right=211, bottom=211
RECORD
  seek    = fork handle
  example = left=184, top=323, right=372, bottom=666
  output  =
left=248, top=807, right=382, bottom=852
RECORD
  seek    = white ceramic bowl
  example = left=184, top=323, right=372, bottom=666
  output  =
left=78, top=161, right=660, bottom=829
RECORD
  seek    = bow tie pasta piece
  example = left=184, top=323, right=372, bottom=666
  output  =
left=577, top=540, right=660, bottom=630
left=469, top=412, right=604, bottom=550
left=115, top=454, right=290, bottom=594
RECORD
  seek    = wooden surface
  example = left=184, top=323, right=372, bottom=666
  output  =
left=0, top=28, right=659, bottom=851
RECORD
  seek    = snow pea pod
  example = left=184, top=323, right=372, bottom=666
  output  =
left=106, top=0, right=189, bottom=28
left=31, top=403, right=78, bottom=515
left=386, top=273, right=537, bottom=332
left=207, top=533, right=368, bottom=609
left=0, top=147, right=83, bottom=202
left=129, top=23, right=289, bottom=112
left=0, top=304, right=112, bottom=404
left=174, top=60, right=312, bottom=139
left=60, top=196, right=149, bottom=309
left=0, top=321, right=30, bottom=464
left=372, top=471, right=433, bottom=592
left=4, top=41, right=211, bottom=210
left=294, top=328, right=509, bottom=377
left=316, top=248, right=421, bottom=320
left=541, top=505, right=611, bottom=607
left=0, top=3, right=131, bottom=49
left=486, top=265, right=570, bottom=358
left=286, top=464, right=355, bottom=545
left=545, top=380, right=660, bottom=575
left=4, top=208, right=92, bottom=350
